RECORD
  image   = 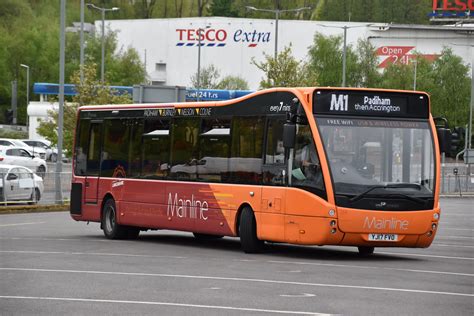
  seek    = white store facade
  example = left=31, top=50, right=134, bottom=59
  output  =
left=102, top=17, right=474, bottom=89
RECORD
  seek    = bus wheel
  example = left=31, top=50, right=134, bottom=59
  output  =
left=193, top=233, right=223, bottom=240
left=102, top=199, right=130, bottom=239
left=239, top=206, right=264, bottom=253
left=358, top=246, right=375, bottom=256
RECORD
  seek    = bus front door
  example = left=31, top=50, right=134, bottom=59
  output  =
left=260, top=166, right=286, bottom=242
left=85, top=122, right=102, bottom=204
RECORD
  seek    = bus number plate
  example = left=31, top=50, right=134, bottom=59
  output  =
left=368, top=234, right=398, bottom=242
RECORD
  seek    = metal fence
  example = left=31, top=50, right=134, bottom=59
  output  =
left=2, top=166, right=473, bottom=206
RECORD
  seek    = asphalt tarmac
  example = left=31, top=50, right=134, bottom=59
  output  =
left=0, top=198, right=472, bottom=315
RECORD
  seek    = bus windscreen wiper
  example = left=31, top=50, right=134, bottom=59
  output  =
left=350, top=183, right=422, bottom=203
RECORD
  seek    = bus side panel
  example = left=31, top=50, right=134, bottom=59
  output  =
left=285, top=188, right=335, bottom=217
left=118, top=179, right=170, bottom=229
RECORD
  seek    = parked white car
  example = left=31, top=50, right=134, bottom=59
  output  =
left=0, top=147, right=47, bottom=178
left=22, top=139, right=59, bottom=162
left=0, top=164, right=44, bottom=204
left=0, top=138, right=47, bottom=160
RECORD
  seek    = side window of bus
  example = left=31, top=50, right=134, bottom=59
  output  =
left=87, top=123, right=102, bottom=176
left=230, top=116, right=264, bottom=184
left=263, top=117, right=286, bottom=185
left=142, top=119, right=170, bottom=179
left=101, top=119, right=130, bottom=178
left=169, top=118, right=200, bottom=180
left=128, top=119, right=144, bottom=178
left=292, top=124, right=326, bottom=197
left=198, top=118, right=231, bottom=182
left=74, top=119, right=90, bottom=176
left=265, top=117, right=285, bottom=164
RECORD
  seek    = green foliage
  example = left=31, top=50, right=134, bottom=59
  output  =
left=37, top=63, right=132, bottom=156
left=252, top=46, right=310, bottom=88
left=378, top=48, right=471, bottom=128
left=190, top=64, right=221, bottom=89
left=312, top=0, right=431, bottom=24
left=0, top=128, right=28, bottom=139
left=209, top=0, right=239, bottom=17
left=307, top=33, right=363, bottom=87
left=190, top=64, right=249, bottom=90
left=216, top=76, right=249, bottom=90
left=428, top=48, right=471, bottom=128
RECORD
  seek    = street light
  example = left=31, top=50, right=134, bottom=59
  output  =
left=450, top=43, right=474, bottom=151
left=20, top=63, right=29, bottom=126
left=86, top=3, right=120, bottom=85
left=246, top=6, right=311, bottom=60
left=315, top=23, right=373, bottom=87
left=195, top=24, right=210, bottom=102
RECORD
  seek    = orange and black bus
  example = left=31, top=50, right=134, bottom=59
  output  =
left=70, top=87, right=440, bottom=255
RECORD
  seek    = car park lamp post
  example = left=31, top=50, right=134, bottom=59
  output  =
left=86, top=3, right=120, bottom=85
left=314, top=23, right=373, bottom=87
left=245, top=6, right=311, bottom=61
left=20, top=64, right=29, bottom=126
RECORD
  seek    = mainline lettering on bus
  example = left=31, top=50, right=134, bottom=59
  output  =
left=363, top=216, right=409, bottom=231
left=70, top=87, right=440, bottom=255
left=167, top=193, right=209, bottom=220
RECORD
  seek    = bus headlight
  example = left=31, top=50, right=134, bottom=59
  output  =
left=330, top=220, right=337, bottom=227
left=433, top=213, right=439, bottom=220
left=432, top=223, right=437, bottom=230
left=329, top=209, right=335, bottom=216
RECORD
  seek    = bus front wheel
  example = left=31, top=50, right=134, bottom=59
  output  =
left=102, top=199, right=139, bottom=240
left=358, top=246, right=375, bottom=255
left=239, top=206, right=264, bottom=253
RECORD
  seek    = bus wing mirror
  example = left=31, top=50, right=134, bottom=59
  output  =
left=436, top=128, right=451, bottom=154
left=283, top=123, right=296, bottom=148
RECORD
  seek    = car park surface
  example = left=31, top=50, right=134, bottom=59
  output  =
left=0, top=198, right=472, bottom=315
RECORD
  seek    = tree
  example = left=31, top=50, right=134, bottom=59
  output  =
left=355, top=39, right=381, bottom=87
left=307, top=33, right=359, bottom=87
left=428, top=48, right=471, bottom=128
left=190, top=64, right=249, bottom=90
left=190, top=64, right=221, bottom=89
left=216, top=75, right=249, bottom=90
left=209, top=0, right=239, bottom=17
left=37, top=64, right=132, bottom=156
left=252, top=46, right=310, bottom=88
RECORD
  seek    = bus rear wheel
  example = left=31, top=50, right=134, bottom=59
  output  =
left=358, top=246, right=375, bottom=256
left=239, top=206, right=264, bottom=253
left=102, top=199, right=139, bottom=240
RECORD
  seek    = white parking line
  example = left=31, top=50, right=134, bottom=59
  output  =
left=440, top=228, right=473, bottom=231
left=0, top=296, right=328, bottom=315
left=377, top=252, right=473, bottom=260
left=267, top=260, right=473, bottom=277
left=0, top=250, right=186, bottom=259
left=433, top=243, right=474, bottom=249
left=0, top=222, right=46, bottom=227
left=438, top=236, right=473, bottom=240
left=1, top=267, right=472, bottom=297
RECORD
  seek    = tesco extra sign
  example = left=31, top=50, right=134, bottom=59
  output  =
left=176, top=28, right=271, bottom=47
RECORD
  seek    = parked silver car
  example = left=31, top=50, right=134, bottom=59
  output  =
left=0, top=138, right=47, bottom=160
left=0, top=164, right=44, bottom=204
left=0, top=147, right=48, bottom=178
